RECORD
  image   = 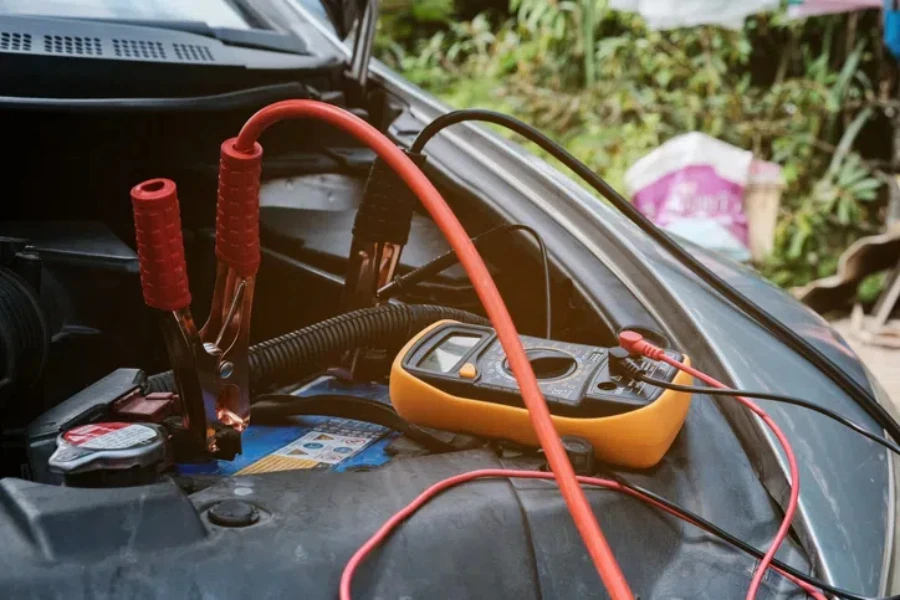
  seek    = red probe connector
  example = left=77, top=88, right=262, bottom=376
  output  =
left=618, top=330, right=664, bottom=360
left=619, top=331, right=801, bottom=600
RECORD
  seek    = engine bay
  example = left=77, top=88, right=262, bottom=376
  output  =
left=0, top=76, right=632, bottom=475
left=0, top=89, right=816, bottom=599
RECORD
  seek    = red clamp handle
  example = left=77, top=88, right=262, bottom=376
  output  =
left=131, top=178, right=192, bottom=311
left=216, top=138, right=263, bottom=279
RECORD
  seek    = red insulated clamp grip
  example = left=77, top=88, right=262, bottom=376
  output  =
left=130, top=178, right=192, bottom=311
left=216, top=138, right=263, bottom=278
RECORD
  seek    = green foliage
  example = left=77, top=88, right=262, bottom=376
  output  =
left=858, top=271, right=889, bottom=304
left=377, top=0, right=456, bottom=49
left=378, top=1, right=890, bottom=290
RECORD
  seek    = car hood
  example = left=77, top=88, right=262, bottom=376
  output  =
left=319, top=0, right=364, bottom=38
left=566, top=173, right=893, bottom=595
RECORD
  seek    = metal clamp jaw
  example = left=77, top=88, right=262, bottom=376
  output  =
left=130, top=139, right=262, bottom=459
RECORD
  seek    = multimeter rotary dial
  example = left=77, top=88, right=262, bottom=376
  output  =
left=503, top=348, right=577, bottom=380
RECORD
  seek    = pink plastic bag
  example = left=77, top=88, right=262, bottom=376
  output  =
left=624, top=133, right=754, bottom=261
left=787, top=0, right=881, bottom=19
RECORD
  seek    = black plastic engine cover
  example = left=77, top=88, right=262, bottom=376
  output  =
left=0, top=449, right=811, bottom=599
left=259, top=173, right=467, bottom=282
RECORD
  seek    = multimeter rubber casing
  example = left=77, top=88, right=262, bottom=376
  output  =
left=390, top=320, right=694, bottom=468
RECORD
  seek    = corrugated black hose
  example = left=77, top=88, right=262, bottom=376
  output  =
left=144, top=303, right=489, bottom=394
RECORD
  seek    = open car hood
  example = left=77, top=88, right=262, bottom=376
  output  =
left=320, top=0, right=366, bottom=38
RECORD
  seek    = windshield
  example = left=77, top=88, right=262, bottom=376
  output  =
left=0, top=0, right=251, bottom=29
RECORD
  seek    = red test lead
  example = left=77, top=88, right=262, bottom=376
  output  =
left=339, top=469, right=826, bottom=600
left=619, top=331, right=801, bottom=600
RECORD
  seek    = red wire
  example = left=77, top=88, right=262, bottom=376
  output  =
left=619, top=332, right=802, bottom=600
left=233, top=101, right=632, bottom=600
left=339, top=469, right=826, bottom=600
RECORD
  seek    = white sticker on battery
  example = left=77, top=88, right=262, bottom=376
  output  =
left=63, top=423, right=157, bottom=450
left=273, top=430, right=375, bottom=465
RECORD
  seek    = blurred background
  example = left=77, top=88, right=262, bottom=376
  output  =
left=377, top=0, right=895, bottom=293
left=374, top=0, right=900, bottom=394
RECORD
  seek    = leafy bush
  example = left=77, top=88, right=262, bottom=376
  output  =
left=377, top=0, right=892, bottom=289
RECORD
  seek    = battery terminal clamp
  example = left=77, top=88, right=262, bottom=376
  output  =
left=130, top=142, right=261, bottom=461
left=391, top=321, right=694, bottom=468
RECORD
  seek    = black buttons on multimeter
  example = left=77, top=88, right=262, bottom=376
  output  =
left=399, top=322, right=683, bottom=418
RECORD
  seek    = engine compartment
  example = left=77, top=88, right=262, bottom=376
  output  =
left=0, top=88, right=699, bottom=598
left=0, top=95, right=821, bottom=598
left=0, top=86, right=617, bottom=484
left=0, top=57, right=835, bottom=594
left=5, top=4, right=872, bottom=583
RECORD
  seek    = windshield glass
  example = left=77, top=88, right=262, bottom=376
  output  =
left=0, top=0, right=251, bottom=29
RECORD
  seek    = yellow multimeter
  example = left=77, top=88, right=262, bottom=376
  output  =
left=390, top=321, right=693, bottom=468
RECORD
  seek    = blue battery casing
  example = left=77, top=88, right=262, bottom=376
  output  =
left=176, top=376, right=397, bottom=476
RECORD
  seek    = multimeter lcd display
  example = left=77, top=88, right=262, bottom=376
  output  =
left=417, top=334, right=482, bottom=373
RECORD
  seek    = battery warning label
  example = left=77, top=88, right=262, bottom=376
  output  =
left=277, top=431, right=371, bottom=464
left=236, top=426, right=382, bottom=475
left=62, top=422, right=157, bottom=450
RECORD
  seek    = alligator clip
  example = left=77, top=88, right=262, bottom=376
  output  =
left=130, top=139, right=262, bottom=459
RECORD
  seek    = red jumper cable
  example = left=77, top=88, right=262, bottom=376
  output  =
left=619, top=331, right=801, bottom=600
left=340, top=469, right=827, bottom=600
left=227, top=100, right=631, bottom=600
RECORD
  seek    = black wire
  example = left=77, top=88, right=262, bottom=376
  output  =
left=411, top=109, right=900, bottom=444
left=507, top=224, right=552, bottom=338
left=378, top=223, right=552, bottom=338
left=251, top=393, right=457, bottom=453
left=638, top=373, right=900, bottom=457
left=607, top=473, right=878, bottom=600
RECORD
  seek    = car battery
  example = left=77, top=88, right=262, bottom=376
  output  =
left=176, top=376, right=399, bottom=477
